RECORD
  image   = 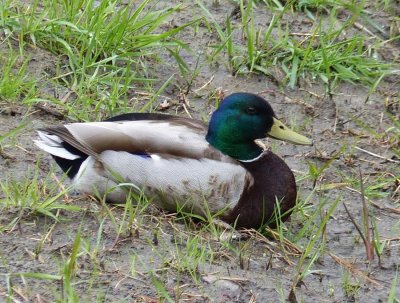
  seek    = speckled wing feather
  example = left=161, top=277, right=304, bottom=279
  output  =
left=76, top=150, right=253, bottom=214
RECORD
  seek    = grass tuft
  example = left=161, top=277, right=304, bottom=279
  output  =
left=1, top=0, right=199, bottom=120
left=0, top=160, right=79, bottom=228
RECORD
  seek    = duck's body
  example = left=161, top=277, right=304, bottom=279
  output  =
left=35, top=93, right=311, bottom=229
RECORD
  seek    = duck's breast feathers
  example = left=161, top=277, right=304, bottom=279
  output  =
left=37, top=113, right=233, bottom=162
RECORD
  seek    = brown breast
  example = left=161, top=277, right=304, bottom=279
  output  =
left=221, top=151, right=297, bottom=229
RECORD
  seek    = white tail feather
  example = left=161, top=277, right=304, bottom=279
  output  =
left=35, top=131, right=80, bottom=160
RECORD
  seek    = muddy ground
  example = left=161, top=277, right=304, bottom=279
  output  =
left=0, top=1, right=399, bottom=302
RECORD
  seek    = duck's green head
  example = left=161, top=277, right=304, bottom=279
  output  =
left=206, top=92, right=312, bottom=161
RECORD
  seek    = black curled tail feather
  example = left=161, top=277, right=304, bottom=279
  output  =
left=52, top=141, right=88, bottom=179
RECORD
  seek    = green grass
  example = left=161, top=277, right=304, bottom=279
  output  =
left=204, top=0, right=397, bottom=91
left=0, top=53, right=37, bottom=102
left=1, top=0, right=198, bottom=120
left=0, top=161, right=79, bottom=229
left=342, top=269, right=361, bottom=299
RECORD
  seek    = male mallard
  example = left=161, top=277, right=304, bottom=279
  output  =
left=35, top=92, right=312, bottom=229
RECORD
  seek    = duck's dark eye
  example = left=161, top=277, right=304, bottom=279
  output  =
left=246, top=107, right=257, bottom=115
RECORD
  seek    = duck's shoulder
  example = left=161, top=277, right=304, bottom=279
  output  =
left=105, top=112, right=207, bottom=131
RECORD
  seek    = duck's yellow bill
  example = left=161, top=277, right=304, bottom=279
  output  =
left=267, top=117, right=313, bottom=145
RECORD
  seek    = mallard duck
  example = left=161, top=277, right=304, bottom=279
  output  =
left=35, top=92, right=312, bottom=229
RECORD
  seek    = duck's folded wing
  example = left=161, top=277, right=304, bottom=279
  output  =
left=39, top=116, right=233, bottom=162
